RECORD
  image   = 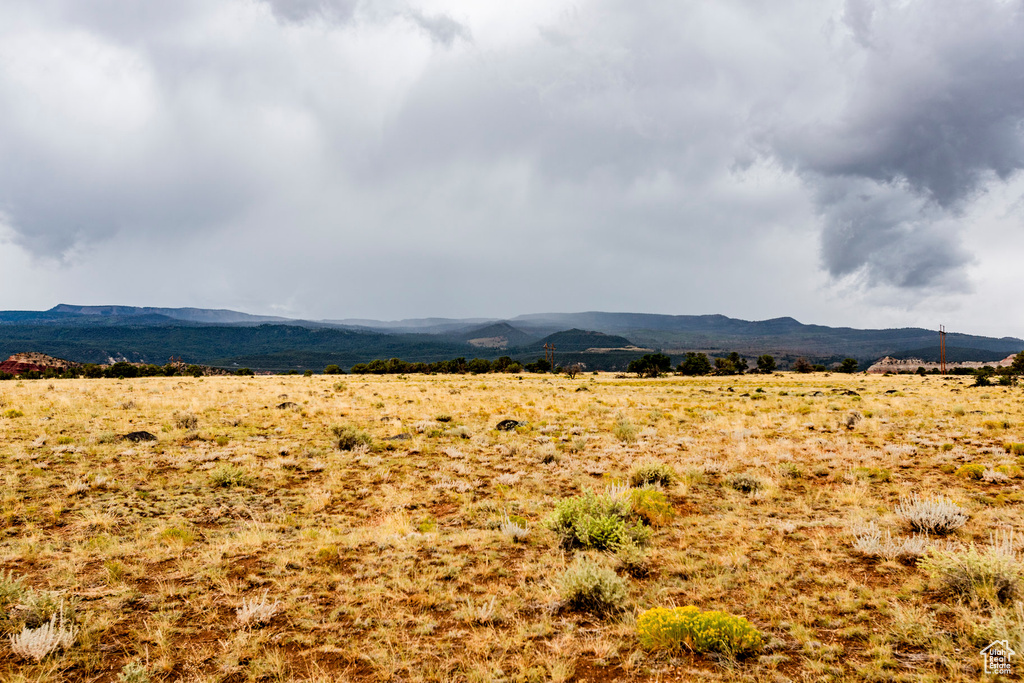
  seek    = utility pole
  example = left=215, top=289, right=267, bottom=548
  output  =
left=939, top=325, right=947, bottom=374
left=543, top=343, right=555, bottom=372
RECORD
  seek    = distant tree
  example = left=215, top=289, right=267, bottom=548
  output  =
left=838, top=358, right=859, bottom=373
left=973, top=369, right=993, bottom=387
left=628, top=353, right=672, bottom=378
left=493, top=356, right=514, bottom=372
left=812, top=364, right=827, bottom=372
left=756, top=355, right=776, bottom=374
left=524, top=358, right=551, bottom=373
left=323, top=364, right=342, bottom=375
left=677, top=352, right=712, bottom=376
left=565, top=363, right=584, bottom=379
left=916, top=366, right=927, bottom=376
left=792, top=357, right=813, bottom=373
left=236, top=367, right=254, bottom=376
left=713, top=352, right=747, bottom=376
left=467, top=358, right=492, bottom=374
left=1012, top=351, right=1024, bottom=374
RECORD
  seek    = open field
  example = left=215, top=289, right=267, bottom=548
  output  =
left=2, top=372, right=1024, bottom=681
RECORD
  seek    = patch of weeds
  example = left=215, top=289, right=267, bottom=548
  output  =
left=727, top=472, right=764, bottom=494
left=955, top=463, right=985, bottom=480
left=118, top=662, right=151, bottom=683
left=2, top=409, right=23, bottom=419
left=852, top=466, right=892, bottom=483
left=778, top=462, right=804, bottom=479
left=628, top=460, right=676, bottom=487
left=209, top=463, right=253, bottom=488
left=920, top=532, right=1021, bottom=603
left=629, top=488, right=675, bottom=527
left=332, top=424, right=373, bottom=451
left=558, top=556, right=628, bottom=615
left=174, top=412, right=199, bottom=430
left=1006, top=443, right=1024, bottom=456
left=637, top=606, right=763, bottom=656
left=613, top=416, right=637, bottom=443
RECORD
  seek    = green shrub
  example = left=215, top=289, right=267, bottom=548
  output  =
left=852, top=466, right=892, bottom=482
left=920, top=537, right=1021, bottom=604
left=1006, top=443, right=1024, bottom=456
left=628, top=460, right=676, bottom=487
left=558, top=556, right=628, bottom=614
left=630, top=488, right=675, bottom=527
left=545, top=491, right=649, bottom=551
left=955, top=463, right=986, bottom=480
left=637, top=606, right=763, bottom=655
left=613, top=416, right=637, bottom=443
left=209, top=464, right=253, bottom=488
left=2, top=409, right=23, bottom=419
left=331, top=424, right=373, bottom=451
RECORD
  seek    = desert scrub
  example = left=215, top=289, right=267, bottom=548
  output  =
left=853, top=522, right=930, bottom=561
left=558, top=556, right=628, bottom=614
left=852, top=466, right=892, bottom=482
left=613, top=416, right=637, bottom=443
left=499, top=512, right=530, bottom=542
left=9, top=601, right=77, bottom=662
left=955, top=463, right=986, bottom=480
left=637, top=606, right=763, bottom=656
left=332, top=424, right=373, bottom=451
left=629, top=488, right=675, bottom=527
left=628, top=460, right=676, bottom=487
left=209, top=463, right=253, bottom=488
left=174, top=411, right=199, bottom=430
left=1006, top=443, right=1024, bottom=456
left=727, top=472, right=764, bottom=494
left=545, top=491, right=650, bottom=550
left=920, top=532, right=1022, bottom=603
left=895, top=494, right=968, bottom=534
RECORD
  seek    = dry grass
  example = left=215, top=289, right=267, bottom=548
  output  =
left=0, top=371, right=1022, bottom=680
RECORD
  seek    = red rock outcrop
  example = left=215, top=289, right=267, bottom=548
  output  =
left=0, top=352, right=78, bottom=376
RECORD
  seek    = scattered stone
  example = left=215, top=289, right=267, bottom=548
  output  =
left=121, top=431, right=157, bottom=443
left=386, top=433, right=412, bottom=441
left=276, top=402, right=298, bottom=409
left=496, top=419, right=521, bottom=431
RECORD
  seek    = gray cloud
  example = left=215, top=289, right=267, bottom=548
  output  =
left=0, top=0, right=1022, bottom=325
left=767, top=0, right=1024, bottom=290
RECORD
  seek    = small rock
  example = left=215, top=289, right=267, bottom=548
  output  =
left=386, top=433, right=412, bottom=441
left=277, top=402, right=298, bottom=409
left=495, top=419, right=521, bottom=431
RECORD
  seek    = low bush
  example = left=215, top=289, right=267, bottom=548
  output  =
left=613, top=417, right=637, bottom=443
left=727, top=473, right=764, bottom=493
left=545, top=491, right=649, bottom=551
left=1006, top=443, right=1024, bottom=456
left=895, top=494, right=968, bottom=534
left=558, top=556, right=628, bottom=614
left=630, top=488, right=675, bottom=527
left=209, top=463, right=253, bottom=488
left=920, top=532, right=1021, bottom=603
left=637, top=606, right=763, bottom=655
left=174, top=412, right=199, bottom=430
left=628, top=460, right=676, bottom=487
left=955, top=463, right=985, bottom=480
left=853, top=522, right=930, bottom=561
left=332, top=424, right=373, bottom=451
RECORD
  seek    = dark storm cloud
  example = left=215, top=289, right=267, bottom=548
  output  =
left=769, top=0, right=1024, bottom=289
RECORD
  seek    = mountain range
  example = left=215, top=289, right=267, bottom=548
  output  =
left=0, top=305, right=1020, bottom=372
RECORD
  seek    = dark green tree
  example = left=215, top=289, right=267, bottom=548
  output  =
left=1012, top=351, right=1024, bottom=374
left=839, top=358, right=859, bottom=373
left=756, top=355, right=776, bottom=373
left=628, top=353, right=672, bottom=378
left=677, top=352, right=712, bottom=376
left=792, top=357, right=813, bottom=373
left=323, top=364, right=342, bottom=374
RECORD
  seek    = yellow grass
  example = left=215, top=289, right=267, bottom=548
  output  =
left=0, top=372, right=1022, bottom=681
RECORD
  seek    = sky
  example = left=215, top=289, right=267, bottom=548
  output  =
left=1, top=0, right=1024, bottom=336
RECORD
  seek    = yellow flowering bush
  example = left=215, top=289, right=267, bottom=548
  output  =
left=637, top=606, right=763, bottom=655
left=629, top=488, right=675, bottom=527
left=955, top=463, right=985, bottom=480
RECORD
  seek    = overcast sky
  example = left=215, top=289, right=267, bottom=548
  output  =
left=1, top=0, right=1023, bottom=336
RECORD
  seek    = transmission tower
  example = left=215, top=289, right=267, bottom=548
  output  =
left=939, top=325, right=947, bottom=374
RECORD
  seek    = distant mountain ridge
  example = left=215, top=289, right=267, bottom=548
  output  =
left=0, top=304, right=1021, bottom=372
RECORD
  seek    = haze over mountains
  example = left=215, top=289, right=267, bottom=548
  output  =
left=0, top=305, right=1021, bottom=373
